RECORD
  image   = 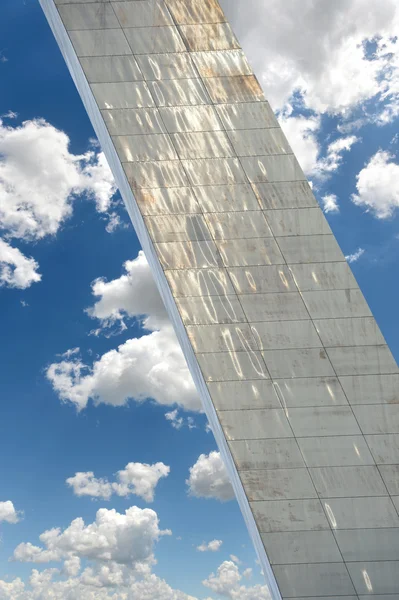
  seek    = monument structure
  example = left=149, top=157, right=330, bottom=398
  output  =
left=39, top=1, right=399, bottom=597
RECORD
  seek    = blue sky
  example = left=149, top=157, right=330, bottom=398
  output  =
left=0, top=0, right=399, bottom=598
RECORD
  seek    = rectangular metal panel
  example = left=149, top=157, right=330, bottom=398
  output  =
left=81, top=56, right=143, bottom=83
left=298, top=436, right=375, bottom=467
left=58, top=4, right=120, bottom=30
left=111, top=1, right=172, bottom=27
left=102, top=108, right=166, bottom=135
left=124, top=26, right=186, bottom=54
left=69, top=28, right=131, bottom=56
left=179, top=23, right=240, bottom=51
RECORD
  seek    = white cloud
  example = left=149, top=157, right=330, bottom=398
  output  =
left=48, top=252, right=201, bottom=413
left=67, top=463, right=170, bottom=503
left=186, top=452, right=234, bottom=502
left=197, top=540, right=223, bottom=552
left=221, top=0, right=399, bottom=120
left=229, top=555, right=241, bottom=565
left=13, top=506, right=170, bottom=569
left=278, top=111, right=321, bottom=175
left=0, top=118, right=116, bottom=242
left=0, top=568, right=199, bottom=599
left=0, top=500, right=20, bottom=524
left=243, top=568, right=252, bottom=579
left=352, top=150, right=399, bottom=218
left=345, top=248, right=365, bottom=263
left=0, top=238, right=41, bottom=289
left=316, top=135, right=360, bottom=177
left=321, top=193, right=340, bottom=213
left=87, top=251, right=168, bottom=332
left=165, top=409, right=184, bottom=430
left=203, top=560, right=270, bottom=600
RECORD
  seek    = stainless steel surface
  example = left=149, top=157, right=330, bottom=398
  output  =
left=39, top=1, right=399, bottom=598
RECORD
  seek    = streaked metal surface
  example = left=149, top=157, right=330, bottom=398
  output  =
left=39, top=1, right=399, bottom=599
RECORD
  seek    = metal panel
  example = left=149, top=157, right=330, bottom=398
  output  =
left=366, top=434, right=399, bottom=464
left=81, top=55, right=143, bottom=83
left=165, top=268, right=235, bottom=297
left=322, top=497, right=399, bottom=529
left=241, top=468, right=317, bottom=501
left=165, top=0, right=226, bottom=24
left=191, top=50, right=252, bottom=78
left=182, top=158, right=247, bottom=186
left=135, top=53, right=197, bottom=80
left=301, top=289, right=372, bottom=319
left=353, top=404, right=399, bottom=434
left=298, top=436, right=375, bottom=467
left=262, top=348, right=336, bottom=378
left=58, top=4, right=120, bottom=30
left=228, top=265, right=295, bottom=294
left=254, top=181, right=317, bottom=209
left=204, top=75, right=265, bottom=103
left=273, top=564, right=355, bottom=598
left=335, top=528, right=399, bottom=562
left=150, top=78, right=209, bottom=106
left=314, top=317, right=385, bottom=347
left=241, top=155, right=305, bottom=183
left=143, top=214, right=211, bottom=242
left=91, top=81, right=155, bottom=109
left=111, top=1, right=172, bottom=27
left=102, top=108, right=165, bottom=135
left=251, top=499, right=330, bottom=532
left=186, top=323, right=258, bottom=353
left=159, top=105, right=222, bottom=133
left=227, top=128, right=291, bottom=157
left=216, top=238, right=284, bottom=267
left=123, top=160, right=189, bottom=189
left=278, top=234, right=345, bottom=264
left=197, top=350, right=269, bottom=382
left=241, top=293, right=309, bottom=323
left=251, top=320, right=320, bottom=350
left=134, top=186, right=200, bottom=215
left=229, top=438, right=305, bottom=470
left=289, top=261, right=358, bottom=291
left=287, top=406, right=361, bottom=437
left=171, top=131, right=234, bottom=159
left=273, top=377, right=348, bottom=408
left=204, top=211, right=272, bottom=239
left=193, top=184, right=260, bottom=212
left=310, top=465, right=387, bottom=497
left=112, top=133, right=177, bottom=162
left=175, top=294, right=246, bottom=325
left=339, top=374, right=399, bottom=405
left=124, top=26, right=186, bottom=54
left=207, top=380, right=281, bottom=410
left=179, top=23, right=240, bottom=51
left=219, top=408, right=293, bottom=440
left=326, top=345, right=398, bottom=376
left=216, top=101, right=279, bottom=130
left=155, top=240, right=223, bottom=269
left=265, top=207, right=332, bottom=236
left=69, top=28, right=131, bottom=56
left=262, top=531, right=343, bottom=565
left=347, top=561, right=399, bottom=595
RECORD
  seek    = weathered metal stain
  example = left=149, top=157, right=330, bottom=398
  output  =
left=165, top=0, right=226, bottom=25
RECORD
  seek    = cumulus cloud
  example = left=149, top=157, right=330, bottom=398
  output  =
left=0, top=238, right=41, bottom=289
left=47, top=252, right=201, bottom=413
left=0, top=500, right=20, bottom=524
left=67, top=462, right=170, bottom=503
left=186, top=452, right=234, bottom=502
left=0, top=568, right=199, bottom=599
left=87, top=251, right=168, bottom=332
left=351, top=150, right=399, bottom=218
left=315, top=135, right=360, bottom=177
left=221, top=0, right=399, bottom=119
left=0, top=118, right=116, bottom=242
left=321, top=193, right=340, bottom=213
left=0, top=117, right=117, bottom=289
left=13, top=506, right=170, bottom=569
left=203, top=560, right=270, bottom=600
left=197, top=540, right=223, bottom=552
left=278, top=111, right=321, bottom=175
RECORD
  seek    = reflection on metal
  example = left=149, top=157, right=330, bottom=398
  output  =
left=40, top=0, right=399, bottom=598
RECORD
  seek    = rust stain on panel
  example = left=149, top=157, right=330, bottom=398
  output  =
left=165, top=0, right=226, bottom=25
